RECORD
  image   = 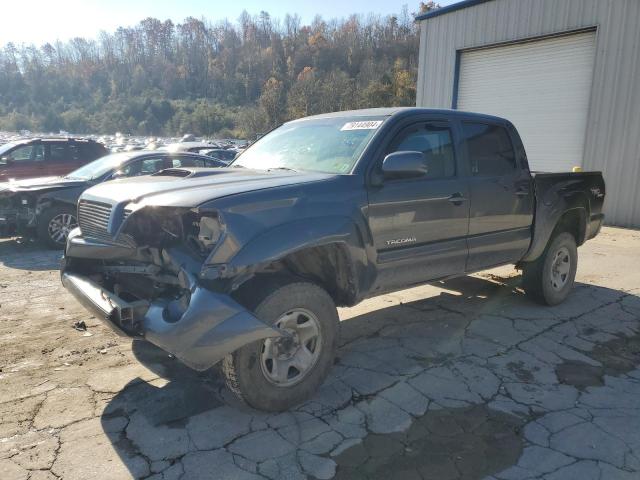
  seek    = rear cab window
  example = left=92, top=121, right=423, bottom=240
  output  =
left=461, top=122, right=517, bottom=176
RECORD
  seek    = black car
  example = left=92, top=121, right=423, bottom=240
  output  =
left=200, top=148, right=238, bottom=164
left=0, top=151, right=224, bottom=248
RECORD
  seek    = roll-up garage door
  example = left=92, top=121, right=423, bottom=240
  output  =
left=456, top=31, right=596, bottom=172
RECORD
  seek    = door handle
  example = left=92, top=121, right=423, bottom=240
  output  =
left=447, top=193, right=467, bottom=205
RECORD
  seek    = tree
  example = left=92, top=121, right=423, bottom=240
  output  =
left=0, top=6, right=422, bottom=136
left=259, top=77, right=286, bottom=128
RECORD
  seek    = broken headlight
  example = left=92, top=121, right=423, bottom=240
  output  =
left=184, top=211, right=225, bottom=255
left=121, top=206, right=189, bottom=248
left=197, top=216, right=222, bottom=249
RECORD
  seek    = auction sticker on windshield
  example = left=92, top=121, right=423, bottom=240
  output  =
left=340, top=120, right=383, bottom=131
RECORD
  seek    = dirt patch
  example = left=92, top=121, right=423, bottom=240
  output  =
left=556, top=332, right=640, bottom=390
left=507, top=361, right=536, bottom=383
left=590, top=332, right=640, bottom=376
left=555, top=361, right=604, bottom=389
left=333, top=405, right=525, bottom=480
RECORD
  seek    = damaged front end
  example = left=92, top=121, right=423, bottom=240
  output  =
left=61, top=201, right=281, bottom=371
left=0, top=190, right=36, bottom=235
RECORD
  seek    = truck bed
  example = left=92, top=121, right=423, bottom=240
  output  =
left=523, top=170, right=605, bottom=262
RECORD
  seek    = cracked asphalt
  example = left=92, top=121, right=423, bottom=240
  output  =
left=0, top=226, right=639, bottom=480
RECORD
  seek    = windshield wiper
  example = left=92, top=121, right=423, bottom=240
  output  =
left=267, top=167, right=298, bottom=172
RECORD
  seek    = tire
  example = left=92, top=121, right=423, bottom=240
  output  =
left=522, top=232, right=578, bottom=306
left=222, top=279, right=339, bottom=412
left=36, top=204, right=78, bottom=249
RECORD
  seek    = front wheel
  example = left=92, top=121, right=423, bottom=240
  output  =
left=522, top=232, right=578, bottom=306
left=36, top=204, right=78, bottom=249
left=222, top=279, right=339, bottom=411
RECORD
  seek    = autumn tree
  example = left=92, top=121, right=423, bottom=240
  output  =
left=0, top=4, right=429, bottom=138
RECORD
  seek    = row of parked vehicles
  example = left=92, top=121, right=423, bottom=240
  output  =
left=0, top=137, right=241, bottom=247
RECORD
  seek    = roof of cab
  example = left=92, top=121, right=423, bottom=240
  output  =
left=290, top=107, right=510, bottom=124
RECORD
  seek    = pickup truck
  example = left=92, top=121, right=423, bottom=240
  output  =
left=61, top=108, right=605, bottom=411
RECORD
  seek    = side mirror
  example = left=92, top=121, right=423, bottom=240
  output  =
left=0, top=156, right=13, bottom=166
left=382, top=151, right=427, bottom=180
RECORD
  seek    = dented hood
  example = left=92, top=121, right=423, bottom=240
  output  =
left=81, top=167, right=335, bottom=208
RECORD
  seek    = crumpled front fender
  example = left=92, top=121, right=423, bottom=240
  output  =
left=61, top=268, right=282, bottom=371
left=143, top=285, right=282, bottom=370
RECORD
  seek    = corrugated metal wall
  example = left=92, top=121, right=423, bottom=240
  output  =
left=416, top=0, right=640, bottom=227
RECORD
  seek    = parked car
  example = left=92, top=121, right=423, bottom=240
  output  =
left=200, top=148, right=237, bottom=164
left=161, top=141, right=219, bottom=153
left=0, top=151, right=224, bottom=248
left=0, top=138, right=108, bottom=181
left=61, top=107, right=605, bottom=411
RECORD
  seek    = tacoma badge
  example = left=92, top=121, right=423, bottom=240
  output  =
left=386, top=237, right=417, bottom=246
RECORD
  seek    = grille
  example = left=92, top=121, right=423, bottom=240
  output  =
left=78, top=200, right=113, bottom=241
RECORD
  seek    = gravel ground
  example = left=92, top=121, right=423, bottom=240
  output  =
left=0, top=226, right=639, bottom=480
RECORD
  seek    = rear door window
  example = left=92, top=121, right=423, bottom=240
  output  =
left=48, top=144, right=69, bottom=162
left=461, top=122, right=516, bottom=176
left=74, top=143, right=96, bottom=161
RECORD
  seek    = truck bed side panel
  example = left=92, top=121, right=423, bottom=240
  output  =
left=522, top=171, right=605, bottom=262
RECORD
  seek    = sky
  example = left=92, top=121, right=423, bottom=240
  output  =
left=1, top=0, right=457, bottom=46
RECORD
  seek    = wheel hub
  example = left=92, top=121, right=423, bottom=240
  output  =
left=48, top=213, right=78, bottom=244
left=260, top=308, right=322, bottom=387
left=274, top=330, right=300, bottom=359
left=550, top=246, right=571, bottom=291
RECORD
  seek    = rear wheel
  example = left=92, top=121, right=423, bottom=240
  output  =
left=36, top=204, right=77, bottom=249
left=522, top=232, right=578, bottom=305
left=222, top=279, right=339, bottom=411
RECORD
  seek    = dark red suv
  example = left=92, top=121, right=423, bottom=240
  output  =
left=0, top=138, right=108, bottom=181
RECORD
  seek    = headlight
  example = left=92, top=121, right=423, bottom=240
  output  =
left=197, top=216, right=221, bottom=248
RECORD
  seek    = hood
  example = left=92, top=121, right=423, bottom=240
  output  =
left=0, top=176, right=87, bottom=194
left=81, top=168, right=335, bottom=208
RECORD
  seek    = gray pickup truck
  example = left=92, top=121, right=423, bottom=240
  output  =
left=61, top=108, right=605, bottom=411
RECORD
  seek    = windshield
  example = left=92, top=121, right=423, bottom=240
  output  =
left=232, top=116, right=387, bottom=173
left=65, top=152, right=134, bottom=180
left=0, top=142, right=17, bottom=156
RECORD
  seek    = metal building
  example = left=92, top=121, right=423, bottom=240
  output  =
left=416, top=0, right=640, bottom=227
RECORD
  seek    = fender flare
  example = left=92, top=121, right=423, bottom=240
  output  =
left=210, top=215, right=375, bottom=302
left=522, top=190, right=589, bottom=262
left=229, top=215, right=368, bottom=268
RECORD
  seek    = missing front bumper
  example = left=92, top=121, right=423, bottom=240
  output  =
left=61, top=271, right=282, bottom=371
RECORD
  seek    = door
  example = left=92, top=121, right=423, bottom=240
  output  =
left=47, top=143, right=74, bottom=177
left=461, top=121, right=534, bottom=271
left=456, top=31, right=596, bottom=172
left=367, top=121, right=469, bottom=292
left=0, top=143, right=46, bottom=180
